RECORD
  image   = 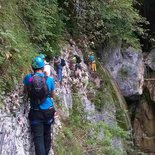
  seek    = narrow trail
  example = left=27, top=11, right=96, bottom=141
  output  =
left=0, top=41, right=131, bottom=155
left=0, top=42, right=91, bottom=155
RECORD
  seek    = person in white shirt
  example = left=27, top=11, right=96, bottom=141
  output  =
left=44, top=61, right=51, bottom=76
left=38, top=54, right=51, bottom=77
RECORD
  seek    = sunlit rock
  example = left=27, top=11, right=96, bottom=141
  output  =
left=100, top=46, right=144, bottom=97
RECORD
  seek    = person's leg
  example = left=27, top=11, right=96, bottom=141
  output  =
left=44, top=123, right=52, bottom=155
left=92, top=63, right=95, bottom=71
left=94, top=63, right=96, bottom=71
left=31, top=122, right=46, bottom=155
left=58, top=68, right=62, bottom=84
left=92, top=63, right=94, bottom=71
left=91, top=62, right=94, bottom=71
left=44, top=108, right=55, bottom=155
left=79, top=64, right=82, bottom=70
left=89, top=62, right=93, bottom=70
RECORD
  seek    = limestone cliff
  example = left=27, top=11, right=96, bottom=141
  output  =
left=0, top=42, right=131, bottom=155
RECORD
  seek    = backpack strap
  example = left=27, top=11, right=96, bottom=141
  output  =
left=44, top=75, right=50, bottom=98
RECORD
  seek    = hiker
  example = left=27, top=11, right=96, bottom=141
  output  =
left=73, top=55, right=82, bottom=77
left=81, top=72, right=89, bottom=90
left=88, top=52, right=96, bottom=72
left=38, top=54, right=51, bottom=77
left=73, top=55, right=82, bottom=71
left=23, top=56, right=55, bottom=155
left=54, top=56, right=65, bottom=85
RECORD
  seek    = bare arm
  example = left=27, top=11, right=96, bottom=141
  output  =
left=51, top=90, right=55, bottom=98
left=44, top=71, right=48, bottom=76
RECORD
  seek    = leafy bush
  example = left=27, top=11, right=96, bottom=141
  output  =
left=55, top=94, right=128, bottom=155
left=0, top=0, right=36, bottom=92
left=20, top=0, right=64, bottom=57
left=59, top=0, right=146, bottom=48
left=0, top=0, right=65, bottom=92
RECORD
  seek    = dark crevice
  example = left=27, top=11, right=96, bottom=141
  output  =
left=136, top=0, right=155, bottom=52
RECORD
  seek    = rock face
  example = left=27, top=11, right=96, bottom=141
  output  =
left=144, top=80, right=155, bottom=102
left=0, top=41, right=130, bottom=155
left=60, top=43, right=128, bottom=154
left=145, top=48, right=155, bottom=71
left=99, top=46, right=144, bottom=97
left=0, top=90, right=35, bottom=155
left=129, top=87, right=155, bottom=154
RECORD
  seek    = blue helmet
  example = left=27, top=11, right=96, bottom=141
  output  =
left=32, top=56, right=45, bottom=69
left=38, top=54, right=46, bottom=59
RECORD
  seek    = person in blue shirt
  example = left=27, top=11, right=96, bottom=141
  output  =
left=88, top=52, right=96, bottom=72
left=53, top=56, right=63, bottom=85
left=23, top=56, right=55, bottom=155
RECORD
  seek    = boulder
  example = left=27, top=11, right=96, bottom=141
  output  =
left=100, top=46, right=144, bottom=97
left=145, top=48, right=155, bottom=71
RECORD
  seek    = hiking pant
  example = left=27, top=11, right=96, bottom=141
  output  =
left=89, top=62, right=96, bottom=71
left=58, top=68, right=62, bottom=84
left=75, top=63, right=81, bottom=71
left=89, top=62, right=92, bottom=70
left=29, top=108, right=55, bottom=155
left=92, top=63, right=96, bottom=72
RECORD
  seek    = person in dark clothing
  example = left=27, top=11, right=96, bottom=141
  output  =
left=54, top=56, right=63, bottom=85
left=73, top=55, right=82, bottom=71
left=23, top=56, right=55, bottom=155
left=72, top=55, right=82, bottom=78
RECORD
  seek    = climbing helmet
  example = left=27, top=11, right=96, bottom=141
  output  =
left=38, top=54, right=46, bottom=59
left=32, top=56, right=45, bottom=69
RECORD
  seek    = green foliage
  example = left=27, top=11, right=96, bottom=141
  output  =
left=0, top=0, right=36, bottom=92
left=91, top=60, right=115, bottom=111
left=59, top=0, right=146, bottom=48
left=93, top=90, right=104, bottom=111
left=0, top=0, right=65, bottom=93
left=20, top=0, right=64, bottom=57
left=55, top=94, right=128, bottom=155
left=91, top=59, right=130, bottom=131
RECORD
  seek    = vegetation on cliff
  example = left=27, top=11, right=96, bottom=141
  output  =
left=0, top=0, right=146, bottom=92
left=0, top=1, right=143, bottom=154
left=59, top=0, right=146, bottom=48
left=0, top=0, right=64, bottom=92
left=55, top=94, right=128, bottom=155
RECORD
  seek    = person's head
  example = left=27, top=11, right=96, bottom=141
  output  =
left=38, top=54, right=47, bottom=63
left=38, top=54, right=46, bottom=59
left=31, top=56, right=45, bottom=72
